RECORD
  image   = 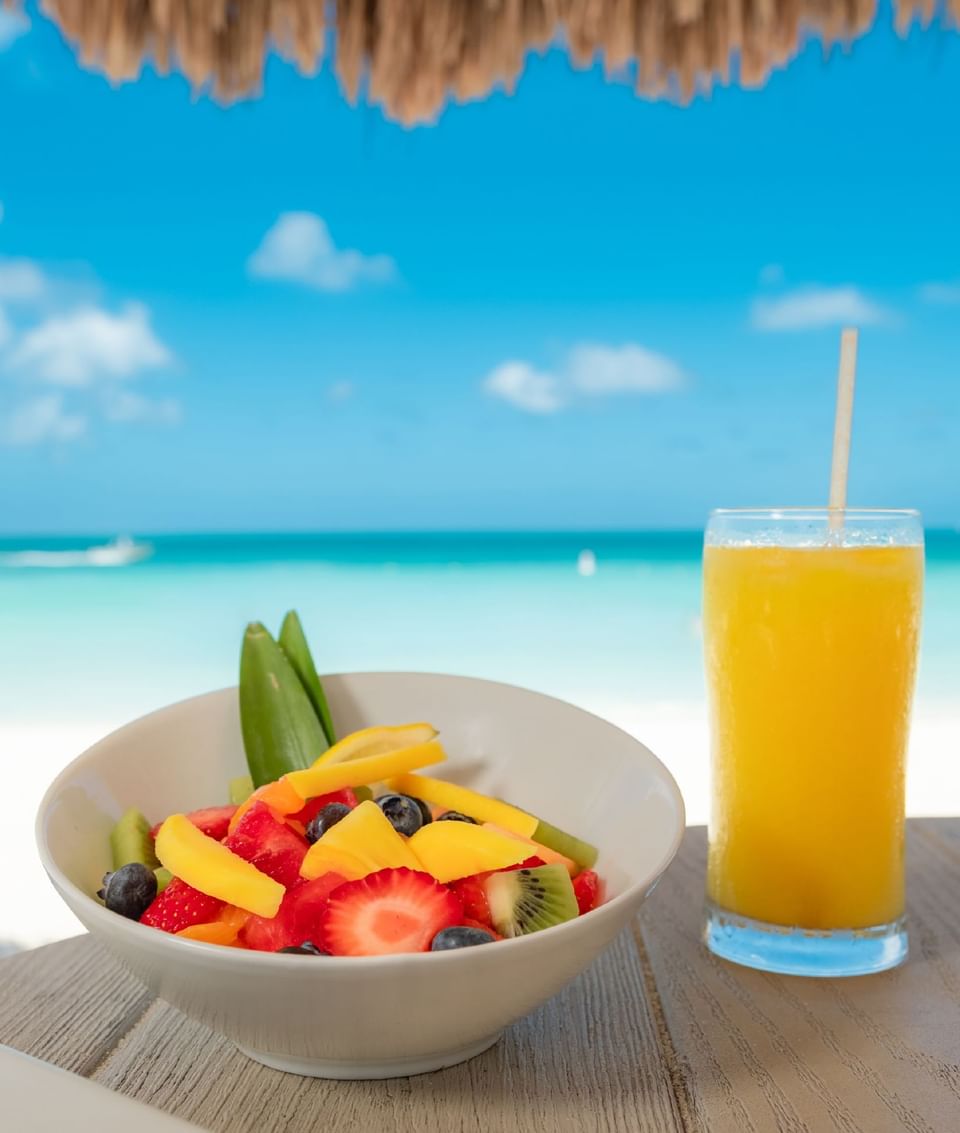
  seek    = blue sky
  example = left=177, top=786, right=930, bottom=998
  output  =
left=0, top=3, right=958, bottom=533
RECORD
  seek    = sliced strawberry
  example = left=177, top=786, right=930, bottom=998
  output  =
left=290, top=789, right=359, bottom=827
left=140, top=878, right=224, bottom=934
left=572, top=869, right=603, bottom=915
left=515, top=855, right=547, bottom=871
left=150, top=805, right=237, bottom=842
left=240, top=873, right=347, bottom=952
left=319, top=868, right=463, bottom=957
left=223, top=801, right=309, bottom=888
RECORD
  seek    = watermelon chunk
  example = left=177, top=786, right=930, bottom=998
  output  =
left=223, top=801, right=309, bottom=888
left=290, top=788, right=359, bottom=827
left=241, top=873, right=348, bottom=952
left=150, top=805, right=237, bottom=843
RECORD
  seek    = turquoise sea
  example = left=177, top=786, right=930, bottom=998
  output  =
left=2, top=530, right=958, bottom=728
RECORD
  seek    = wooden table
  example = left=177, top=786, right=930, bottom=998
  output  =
left=3, top=821, right=959, bottom=1132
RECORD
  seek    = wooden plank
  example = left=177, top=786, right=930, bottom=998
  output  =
left=0, top=935, right=153, bottom=1077
left=636, top=820, right=960, bottom=1133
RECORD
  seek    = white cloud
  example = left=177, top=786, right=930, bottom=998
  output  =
left=759, top=263, right=784, bottom=286
left=9, top=302, right=172, bottom=385
left=0, top=8, right=29, bottom=51
left=1, top=394, right=86, bottom=446
left=484, top=343, right=686, bottom=414
left=751, top=286, right=891, bottom=331
left=102, top=390, right=182, bottom=425
left=248, top=212, right=396, bottom=292
left=484, top=361, right=564, bottom=414
left=919, top=282, right=960, bottom=305
left=567, top=343, right=684, bottom=395
left=0, top=257, right=47, bottom=302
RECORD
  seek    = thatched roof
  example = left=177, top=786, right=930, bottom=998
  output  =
left=22, top=0, right=960, bottom=124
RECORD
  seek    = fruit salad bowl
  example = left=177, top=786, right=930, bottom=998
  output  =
left=36, top=673, right=685, bottom=1079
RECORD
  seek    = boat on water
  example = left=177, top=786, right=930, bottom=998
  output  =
left=0, top=536, right=154, bottom=569
left=577, top=549, right=597, bottom=577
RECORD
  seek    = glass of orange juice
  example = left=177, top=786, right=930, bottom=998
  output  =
left=703, top=508, right=924, bottom=976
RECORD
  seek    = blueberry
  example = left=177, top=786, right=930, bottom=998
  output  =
left=376, top=794, right=423, bottom=836
left=101, top=863, right=157, bottom=920
left=436, top=810, right=478, bottom=824
left=277, top=942, right=329, bottom=955
left=408, top=795, right=433, bottom=826
left=305, top=803, right=352, bottom=844
left=431, top=926, right=496, bottom=951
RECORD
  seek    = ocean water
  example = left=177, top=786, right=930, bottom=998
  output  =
left=3, top=529, right=959, bottom=947
left=1, top=529, right=958, bottom=726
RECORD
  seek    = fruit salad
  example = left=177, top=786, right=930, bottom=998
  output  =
left=96, top=612, right=604, bottom=957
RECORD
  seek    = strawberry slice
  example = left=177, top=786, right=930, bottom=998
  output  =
left=572, top=869, right=603, bottom=915
left=150, top=805, right=237, bottom=842
left=290, top=789, right=359, bottom=827
left=241, top=873, right=348, bottom=952
left=140, top=878, right=224, bottom=934
left=223, top=801, right=309, bottom=888
left=319, top=868, right=463, bottom=957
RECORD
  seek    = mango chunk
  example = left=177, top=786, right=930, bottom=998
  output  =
left=482, top=823, right=578, bottom=876
left=298, top=844, right=370, bottom=883
left=390, top=773, right=598, bottom=869
left=312, top=723, right=438, bottom=767
left=387, top=773, right=538, bottom=838
left=300, top=800, right=423, bottom=881
left=286, top=741, right=446, bottom=800
left=155, top=814, right=284, bottom=917
left=408, top=821, right=531, bottom=883
left=176, top=905, right=250, bottom=946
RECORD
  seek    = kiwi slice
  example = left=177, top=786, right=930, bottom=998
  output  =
left=109, top=808, right=159, bottom=871
left=154, top=867, right=173, bottom=893
left=485, top=863, right=579, bottom=938
left=532, top=819, right=598, bottom=870
left=229, top=774, right=254, bottom=806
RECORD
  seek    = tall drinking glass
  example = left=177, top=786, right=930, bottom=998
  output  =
left=703, top=509, right=924, bottom=977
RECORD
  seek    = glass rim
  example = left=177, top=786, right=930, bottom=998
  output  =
left=708, top=507, right=921, bottom=520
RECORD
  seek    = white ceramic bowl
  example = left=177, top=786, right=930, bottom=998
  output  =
left=36, top=673, right=685, bottom=1079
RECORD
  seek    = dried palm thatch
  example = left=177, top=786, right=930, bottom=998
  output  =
left=16, top=0, right=960, bottom=124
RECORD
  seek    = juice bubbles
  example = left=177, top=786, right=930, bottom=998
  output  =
left=704, top=535, right=923, bottom=932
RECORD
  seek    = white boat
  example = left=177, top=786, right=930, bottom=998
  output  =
left=0, top=536, right=153, bottom=568
left=577, top=548, right=597, bottom=576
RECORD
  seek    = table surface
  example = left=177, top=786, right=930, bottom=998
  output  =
left=3, top=820, right=959, bottom=1133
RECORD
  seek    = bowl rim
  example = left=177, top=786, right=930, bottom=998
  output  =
left=35, top=671, right=686, bottom=968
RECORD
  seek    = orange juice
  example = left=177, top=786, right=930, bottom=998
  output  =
left=704, top=543, right=923, bottom=930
